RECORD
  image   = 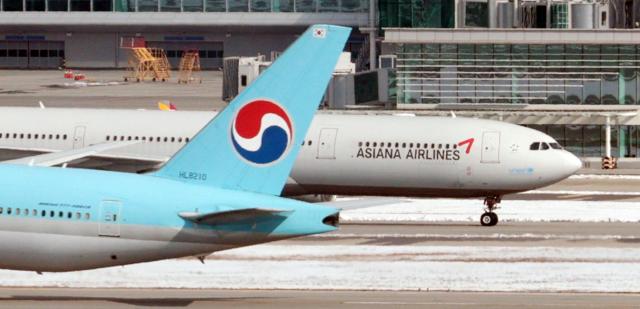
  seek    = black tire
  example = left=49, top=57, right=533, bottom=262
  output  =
left=489, top=212, right=499, bottom=226
left=480, top=212, right=493, bottom=226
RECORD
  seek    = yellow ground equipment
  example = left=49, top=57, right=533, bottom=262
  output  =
left=178, top=50, right=201, bottom=84
left=121, top=37, right=171, bottom=82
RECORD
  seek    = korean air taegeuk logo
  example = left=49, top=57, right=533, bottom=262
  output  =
left=231, top=99, right=294, bottom=165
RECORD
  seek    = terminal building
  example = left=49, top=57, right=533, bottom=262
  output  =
left=2, top=0, right=640, bottom=163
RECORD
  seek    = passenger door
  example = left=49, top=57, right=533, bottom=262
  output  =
left=317, top=128, right=338, bottom=159
left=73, top=126, right=86, bottom=149
left=481, top=131, right=500, bottom=163
left=98, top=200, right=122, bottom=237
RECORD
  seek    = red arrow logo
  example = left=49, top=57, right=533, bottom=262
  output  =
left=458, top=138, right=474, bottom=154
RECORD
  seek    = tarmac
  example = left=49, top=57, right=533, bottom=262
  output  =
left=0, top=288, right=638, bottom=308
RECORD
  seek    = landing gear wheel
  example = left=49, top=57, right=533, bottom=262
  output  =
left=480, top=212, right=498, bottom=226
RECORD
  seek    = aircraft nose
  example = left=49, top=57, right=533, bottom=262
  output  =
left=563, top=151, right=582, bottom=175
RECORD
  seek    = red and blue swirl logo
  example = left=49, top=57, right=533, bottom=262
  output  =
left=231, top=99, right=293, bottom=165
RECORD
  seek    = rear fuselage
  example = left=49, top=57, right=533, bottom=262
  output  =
left=0, top=164, right=335, bottom=272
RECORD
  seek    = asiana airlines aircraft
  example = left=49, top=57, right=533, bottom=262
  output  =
left=0, top=24, right=352, bottom=272
left=0, top=110, right=580, bottom=226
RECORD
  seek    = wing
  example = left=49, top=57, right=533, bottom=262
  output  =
left=179, top=208, right=291, bottom=225
left=3, top=141, right=143, bottom=167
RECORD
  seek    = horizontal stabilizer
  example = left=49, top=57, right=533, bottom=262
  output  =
left=3, top=141, right=140, bottom=167
left=179, top=208, right=291, bottom=225
left=321, top=197, right=409, bottom=210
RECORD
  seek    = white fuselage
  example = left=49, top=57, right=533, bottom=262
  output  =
left=0, top=107, right=580, bottom=197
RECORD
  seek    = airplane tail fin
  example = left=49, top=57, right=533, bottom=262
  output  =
left=153, top=25, right=351, bottom=195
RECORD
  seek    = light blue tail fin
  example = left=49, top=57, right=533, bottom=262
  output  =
left=153, top=24, right=351, bottom=195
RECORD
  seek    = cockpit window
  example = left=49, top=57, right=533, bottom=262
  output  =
left=549, top=142, right=562, bottom=149
left=530, top=142, right=540, bottom=150
left=541, top=143, right=550, bottom=150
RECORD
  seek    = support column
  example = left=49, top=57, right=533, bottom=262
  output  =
left=605, top=115, right=612, bottom=157
left=368, top=0, right=376, bottom=69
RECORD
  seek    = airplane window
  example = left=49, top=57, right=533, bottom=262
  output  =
left=31, top=209, right=36, bottom=216
left=50, top=210, right=54, bottom=217
left=7, top=208, right=11, bottom=215
left=395, top=143, right=399, bottom=148
left=415, top=143, right=420, bottom=149
left=431, top=143, right=435, bottom=149
left=63, top=134, right=67, bottom=140
left=106, top=136, right=110, bottom=141
left=58, top=211, right=63, bottom=217
left=530, top=142, right=540, bottom=150
left=34, top=134, right=39, bottom=139
left=358, top=142, right=362, bottom=147
left=41, top=210, right=46, bottom=217
left=549, top=143, right=562, bottom=149
left=84, top=213, right=90, bottom=220
left=303, top=140, right=306, bottom=146
left=401, top=143, right=405, bottom=148
left=15, top=208, right=20, bottom=215
left=12, top=133, right=16, bottom=138
left=20, top=133, right=24, bottom=139
left=409, top=143, right=413, bottom=148
left=76, top=212, right=81, bottom=219
left=541, top=143, right=550, bottom=150
left=438, top=144, right=442, bottom=149
left=128, top=136, right=132, bottom=141
left=373, top=142, right=377, bottom=147
left=48, top=134, right=53, bottom=139
left=0, top=134, right=2, bottom=139
left=308, top=141, right=312, bottom=146
left=387, top=142, right=392, bottom=147
left=27, top=134, right=31, bottom=139
left=55, top=134, right=60, bottom=140
left=5, top=133, right=9, bottom=138
left=142, top=137, right=147, bottom=141
left=365, top=142, right=370, bottom=147
left=186, top=137, right=190, bottom=143
left=67, top=212, right=72, bottom=219
left=453, top=144, right=457, bottom=149
left=171, top=137, right=175, bottom=142
left=178, top=137, right=182, bottom=143
left=0, top=207, right=3, bottom=214
left=135, top=136, right=139, bottom=141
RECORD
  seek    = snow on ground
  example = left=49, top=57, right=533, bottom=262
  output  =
left=3, top=245, right=640, bottom=292
left=340, top=198, right=640, bottom=223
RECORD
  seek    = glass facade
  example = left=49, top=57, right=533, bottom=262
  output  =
left=379, top=0, right=455, bottom=29
left=526, top=124, right=640, bottom=158
left=0, top=0, right=367, bottom=11
left=396, top=43, right=640, bottom=105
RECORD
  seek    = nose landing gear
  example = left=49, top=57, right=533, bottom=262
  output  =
left=480, top=195, right=501, bottom=226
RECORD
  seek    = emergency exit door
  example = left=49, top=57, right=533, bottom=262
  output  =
left=98, top=200, right=122, bottom=237
left=317, top=128, right=338, bottom=159
left=481, top=131, right=500, bottom=163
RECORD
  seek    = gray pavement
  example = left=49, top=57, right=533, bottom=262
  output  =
left=0, top=70, right=226, bottom=110
left=0, top=288, right=638, bottom=309
left=298, top=221, right=640, bottom=248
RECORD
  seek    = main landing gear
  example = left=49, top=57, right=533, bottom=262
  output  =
left=480, top=195, right=501, bottom=226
